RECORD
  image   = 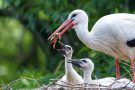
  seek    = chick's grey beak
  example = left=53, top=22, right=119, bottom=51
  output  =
left=58, top=41, right=65, bottom=49
left=68, top=59, right=82, bottom=68
left=56, top=41, right=67, bottom=55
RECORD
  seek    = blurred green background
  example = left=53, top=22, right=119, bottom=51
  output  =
left=0, top=0, right=135, bottom=89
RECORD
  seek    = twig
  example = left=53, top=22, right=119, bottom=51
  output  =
left=32, top=75, right=40, bottom=87
left=54, top=83, right=108, bottom=89
left=118, top=59, right=131, bottom=67
left=0, top=77, right=41, bottom=89
left=44, top=74, right=64, bottom=88
left=121, top=66, right=132, bottom=80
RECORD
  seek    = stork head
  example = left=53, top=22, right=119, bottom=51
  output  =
left=57, top=41, right=73, bottom=59
left=67, top=9, right=88, bottom=28
left=48, top=9, right=88, bottom=48
left=69, top=58, right=94, bottom=71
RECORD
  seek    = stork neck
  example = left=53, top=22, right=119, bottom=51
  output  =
left=65, top=57, right=75, bottom=76
left=75, top=23, right=95, bottom=49
left=83, top=69, right=93, bottom=83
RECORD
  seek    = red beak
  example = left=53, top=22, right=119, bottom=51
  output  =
left=48, top=19, right=74, bottom=48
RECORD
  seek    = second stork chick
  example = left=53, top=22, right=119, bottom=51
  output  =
left=69, top=58, right=115, bottom=86
left=69, top=58, right=134, bottom=88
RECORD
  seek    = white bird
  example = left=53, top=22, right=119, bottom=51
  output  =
left=69, top=58, right=135, bottom=89
left=48, top=9, right=135, bottom=82
left=56, top=42, right=83, bottom=86
left=69, top=58, right=115, bottom=85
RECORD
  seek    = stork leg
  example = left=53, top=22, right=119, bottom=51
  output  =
left=130, top=56, right=135, bottom=82
left=115, top=58, right=120, bottom=78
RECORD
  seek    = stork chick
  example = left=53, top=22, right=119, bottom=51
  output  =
left=57, top=42, right=83, bottom=85
left=69, top=58, right=134, bottom=88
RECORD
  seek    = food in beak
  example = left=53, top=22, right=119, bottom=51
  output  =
left=48, top=19, right=74, bottom=49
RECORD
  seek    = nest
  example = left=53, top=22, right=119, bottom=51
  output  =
left=35, top=75, right=135, bottom=90
left=1, top=75, right=135, bottom=90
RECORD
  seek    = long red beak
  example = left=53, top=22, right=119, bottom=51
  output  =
left=48, top=19, right=74, bottom=48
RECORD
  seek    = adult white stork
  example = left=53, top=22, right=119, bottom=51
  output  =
left=48, top=9, right=135, bottom=82
left=69, top=58, right=134, bottom=89
left=57, top=42, right=83, bottom=86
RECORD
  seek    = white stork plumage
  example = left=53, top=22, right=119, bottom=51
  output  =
left=69, top=58, right=134, bottom=89
left=57, top=42, right=83, bottom=86
left=48, top=9, right=135, bottom=82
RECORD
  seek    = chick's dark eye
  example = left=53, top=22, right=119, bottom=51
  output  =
left=82, top=59, right=87, bottom=63
left=67, top=47, right=71, bottom=51
left=65, top=45, right=72, bottom=51
left=71, top=13, right=77, bottom=18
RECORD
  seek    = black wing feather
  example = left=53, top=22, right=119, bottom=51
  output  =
left=127, top=38, right=135, bottom=47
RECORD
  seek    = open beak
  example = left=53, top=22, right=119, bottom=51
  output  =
left=68, top=59, right=82, bottom=68
left=56, top=41, right=68, bottom=55
left=48, top=19, right=74, bottom=49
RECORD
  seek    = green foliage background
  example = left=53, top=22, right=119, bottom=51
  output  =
left=0, top=0, right=134, bottom=89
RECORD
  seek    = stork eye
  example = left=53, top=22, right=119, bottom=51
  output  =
left=71, top=13, right=78, bottom=18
